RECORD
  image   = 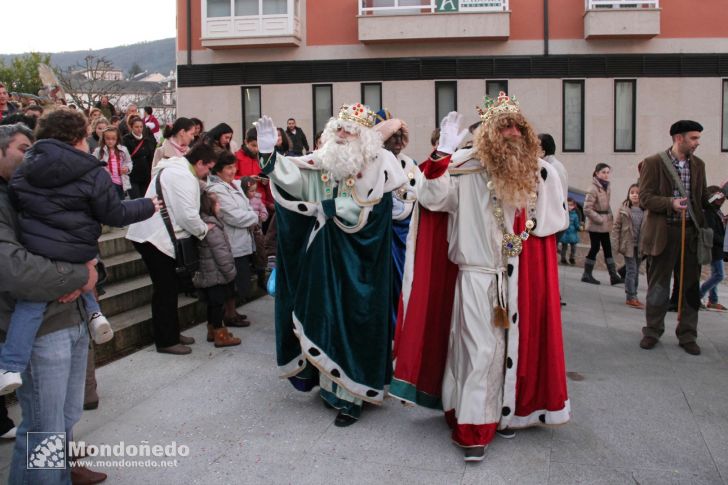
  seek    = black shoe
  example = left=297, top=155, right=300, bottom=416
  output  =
left=569, top=257, right=576, bottom=265
left=617, top=265, right=626, bottom=280
left=679, top=342, right=701, bottom=355
left=610, top=274, right=625, bottom=286
left=640, top=335, right=658, bottom=350
left=463, top=446, right=487, bottom=462
left=496, top=428, right=516, bottom=439
left=581, top=273, right=601, bottom=285
left=560, top=257, right=568, bottom=265
left=334, top=411, right=357, bottom=427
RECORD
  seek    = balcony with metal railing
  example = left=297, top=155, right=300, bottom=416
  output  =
left=201, top=0, right=302, bottom=48
left=357, top=0, right=511, bottom=43
left=584, top=0, right=660, bottom=39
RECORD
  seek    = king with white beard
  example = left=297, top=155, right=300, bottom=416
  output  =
left=255, top=104, right=407, bottom=427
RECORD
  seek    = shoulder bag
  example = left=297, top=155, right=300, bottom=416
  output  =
left=155, top=168, right=200, bottom=275
left=658, top=151, right=713, bottom=265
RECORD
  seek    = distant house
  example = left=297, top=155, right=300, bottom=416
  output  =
left=64, top=72, right=176, bottom=123
left=76, top=68, right=124, bottom=81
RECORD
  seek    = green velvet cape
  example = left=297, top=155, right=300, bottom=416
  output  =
left=275, top=191, right=394, bottom=404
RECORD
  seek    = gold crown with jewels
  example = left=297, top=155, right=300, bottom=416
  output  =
left=476, top=91, right=521, bottom=122
left=337, top=103, right=376, bottom=128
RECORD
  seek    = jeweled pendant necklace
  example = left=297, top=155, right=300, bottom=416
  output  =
left=321, top=171, right=356, bottom=198
left=486, top=175, right=538, bottom=258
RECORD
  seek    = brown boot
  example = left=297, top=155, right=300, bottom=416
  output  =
left=213, top=328, right=241, bottom=348
left=207, top=324, right=214, bottom=342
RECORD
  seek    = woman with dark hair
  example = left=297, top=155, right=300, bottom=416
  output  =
left=275, top=127, right=293, bottom=156
left=123, top=116, right=157, bottom=198
left=204, top=123, right=234, bottom=155
left=152, top=117, right=196, bottom=169
left=206, top=152, right=259, bottom=329
left=190, top=117, right=204, bottom=144
left=582, top=162, right=623, bottom=285
left=127, top=143, right=219, bottom=355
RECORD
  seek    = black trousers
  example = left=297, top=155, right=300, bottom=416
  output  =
left=0, top=396, right=14, bottom=435
left=133, top=242, right=181, bottom=348
left=643, top=226, right=700, bottom=344
left=586, top=231, right=613, bottom=261
left=199, top=284, right=233, bottom=329
left=234, top=255, right=252, bottom=302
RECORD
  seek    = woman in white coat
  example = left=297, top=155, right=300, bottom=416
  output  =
left=206, top=151, right=260, bottom=327
left=126, top=144, right=218, bottom=355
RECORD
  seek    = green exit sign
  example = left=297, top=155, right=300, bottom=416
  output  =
left=436, top=0, right=459, bottom=11
left=437, top=0, right=505, bottom=12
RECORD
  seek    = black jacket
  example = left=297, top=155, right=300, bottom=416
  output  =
left=122, top=133, right=156, bottom=190
left=705, top=206, right=726, bottom=261
left=9, top=139, right=155, bottom=263
left=286, top=127, right=309, bottom=155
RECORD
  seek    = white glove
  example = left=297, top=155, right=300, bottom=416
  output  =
left=436, top=111, right=468, bottom=155
left=255, top=116, right=277, bottom=154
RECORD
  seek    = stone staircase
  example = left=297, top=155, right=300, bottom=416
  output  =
left=94, top=228, right=205, bottom=363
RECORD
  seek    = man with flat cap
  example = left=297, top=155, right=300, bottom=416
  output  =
left=639, top=120, right=709, bottom=355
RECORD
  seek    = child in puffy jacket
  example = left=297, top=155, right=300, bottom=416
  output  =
left=193, top=191, right=242, bottom=348
left=560, top=198, right=580, bottom=265
left=0, top=110, right=158, bottom=396
left=611, top=184, right=644, bottom=309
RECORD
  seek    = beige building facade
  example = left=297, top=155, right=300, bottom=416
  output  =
left=176, top=0, right=728, bottom=198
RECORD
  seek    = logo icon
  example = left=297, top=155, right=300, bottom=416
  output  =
left=27, top=432, right=66, bottom=469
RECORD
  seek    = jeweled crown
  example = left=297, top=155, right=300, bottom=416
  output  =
left=337, top=103, right=376, bottom=128
left=476, top=91, right=521, bottom=122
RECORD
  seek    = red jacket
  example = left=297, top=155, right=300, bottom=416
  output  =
left=235, top=148, right=274, bottom=210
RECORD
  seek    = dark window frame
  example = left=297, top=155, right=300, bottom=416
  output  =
left=562, top=79, right=585, bottom=153
left=435, top=81, right=457, bottom=128
left=614, top=79, right=636, bottom=153
left=361, top=82, right=382, bottom=112
left=240, top=85, right=261, bottom=133
left=485, top=80, right=508, bottom=98
left=312, top=83, right=333, bottom=136
left=722, top=79, right=728, bottom=152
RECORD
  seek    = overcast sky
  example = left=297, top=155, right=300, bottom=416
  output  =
left=0, top=0, right=176, bottom=54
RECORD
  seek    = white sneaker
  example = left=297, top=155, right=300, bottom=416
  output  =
left=0, top=426, right=16, bottom=439
left=89, top=312, right=114, bottom=345
left=0, top=370, right=22, bottom=395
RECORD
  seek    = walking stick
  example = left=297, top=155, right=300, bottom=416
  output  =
left=677, top=208, right=687, bottom=322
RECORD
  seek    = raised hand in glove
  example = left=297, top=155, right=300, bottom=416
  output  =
left=255, top=115, right=277, bottom=154
left=436, top=111, right=468, bottom=155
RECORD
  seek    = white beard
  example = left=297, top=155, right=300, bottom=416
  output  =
left=318, top=138, right=368, bottom=182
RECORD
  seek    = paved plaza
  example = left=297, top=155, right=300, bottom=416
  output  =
left=2, top=264, right=728, bottom=484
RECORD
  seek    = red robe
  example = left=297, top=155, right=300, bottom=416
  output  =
left=391, top=161, right=569, bottom=437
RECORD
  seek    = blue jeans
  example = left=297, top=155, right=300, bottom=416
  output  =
left=624, top=250, right=640, bottom=300
left=7, top=321, right=89, bottom=485
left=700, top=259, right=725, bottom=304
left=0, top=293, right=99, bottom=372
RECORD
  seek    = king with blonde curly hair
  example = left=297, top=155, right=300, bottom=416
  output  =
left=391, top=93, right=571, bottom=462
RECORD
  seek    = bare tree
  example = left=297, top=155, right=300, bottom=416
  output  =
left=54, top=55, right=125, bottom=111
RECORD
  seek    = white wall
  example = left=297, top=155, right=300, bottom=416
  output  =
left=178, top=76, right=728, bottom=203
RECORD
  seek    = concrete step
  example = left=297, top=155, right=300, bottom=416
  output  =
left=99, top=227, right=134, bottom=259
left=94, top=295, right=205, bottom=363
left=98, top=275, right=152, bottom=317
left=103, top=251, right=147, bottom=285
